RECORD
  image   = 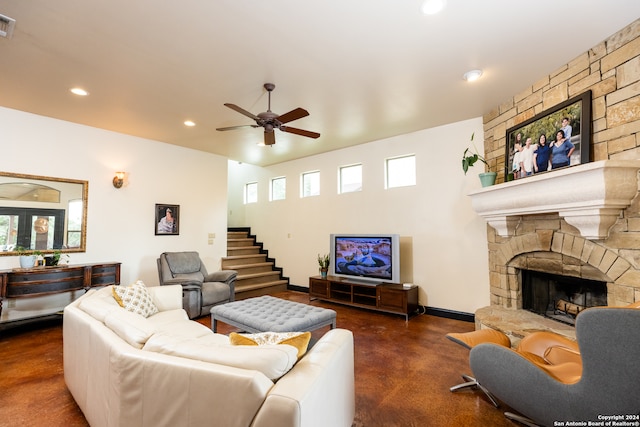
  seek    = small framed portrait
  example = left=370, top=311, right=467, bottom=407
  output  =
left=155, top=204, right=179, bottom=235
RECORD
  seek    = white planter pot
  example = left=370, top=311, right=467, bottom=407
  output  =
left=19, top=255, right=36, bottom=268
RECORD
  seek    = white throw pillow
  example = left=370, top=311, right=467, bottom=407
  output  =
left=112, top=280, right=159, bottom=318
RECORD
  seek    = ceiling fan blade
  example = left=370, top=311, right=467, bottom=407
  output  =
left=264, top=130, right=276, bottom=146
left=216, top=124, right=259, bottom=131
left=277, top=107, right=309, bottom=124
left=224, top=103, right=260, bottom=120
left=281, top=126, right=320, bottom=139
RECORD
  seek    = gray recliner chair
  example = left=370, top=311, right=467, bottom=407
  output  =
left=157, top=251, right=237, bottom=319
left=469, top=306, right=640, bottom=427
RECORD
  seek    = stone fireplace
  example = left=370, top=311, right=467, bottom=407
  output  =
left=469, top=160, right=640, bottom=342
left=467, top=19, right=639, bottom=343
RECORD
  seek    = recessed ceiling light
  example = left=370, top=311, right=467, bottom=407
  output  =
left=422, top=0, right=446, bottom=15
left=463, top=69, right=483, bottom=82
left=184, top=120, right=196, bottom=127
left=70, top=87, right=89, bottom=96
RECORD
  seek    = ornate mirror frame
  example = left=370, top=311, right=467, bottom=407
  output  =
left=0, top=171, right=88, bottom=256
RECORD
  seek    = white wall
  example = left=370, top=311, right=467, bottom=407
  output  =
left=228, top=118, right=490, bottom=314
left=0, top=107, right=229, bottom=285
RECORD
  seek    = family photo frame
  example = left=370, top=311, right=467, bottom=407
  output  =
left=505, top=90, right=592, bottom=181
left=155, top=203, right=179, bottom=235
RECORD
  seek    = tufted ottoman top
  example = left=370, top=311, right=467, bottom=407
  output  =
left=210, top=296, right=337, bottom=333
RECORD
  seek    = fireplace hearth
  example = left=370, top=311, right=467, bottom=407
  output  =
left=522, top=270, right=607, bottom=326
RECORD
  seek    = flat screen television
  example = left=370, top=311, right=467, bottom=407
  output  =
left=330, top=234, right=400, bottom=284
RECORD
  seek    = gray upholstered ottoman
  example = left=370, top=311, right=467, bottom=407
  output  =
left=210, top=295, right=337, bottom=333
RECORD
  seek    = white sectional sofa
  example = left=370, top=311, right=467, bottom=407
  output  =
left=63, top=284, right=355, bottom=427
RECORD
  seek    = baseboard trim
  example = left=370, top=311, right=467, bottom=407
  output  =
left=288, top=285, right=474, bottom=322
left=287, top=284, right=309, bottom=293
left=424, top=306, right=474, bottom=323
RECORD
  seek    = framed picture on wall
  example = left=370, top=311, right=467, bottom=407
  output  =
left=505, top=90, right=592, bottom=181
left=155, top=204, right=179, bottom=235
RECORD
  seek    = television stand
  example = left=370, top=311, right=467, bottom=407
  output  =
left=309, top=275, right=419, bottom=321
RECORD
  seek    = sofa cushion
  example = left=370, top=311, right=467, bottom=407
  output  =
left=104, top=308, right=157, bottom=349
left=112, top=281, right=159, bottom=318
left=165, top=252, right=202, bottom=274
left=229, top=331, right=312, bottom=359
left=146, top=308, right=189, bottom=326
left=78, top=287, right=121, bottom=321
left=148, top=313, right=213, bottom=339
left=143, top=332, right=298, bottom=381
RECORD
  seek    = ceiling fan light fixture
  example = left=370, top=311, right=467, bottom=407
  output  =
left=184, top=120, right=196, bottom=127
left=421, top=0, right=446, bottom=15
left=463, top=69, right=483, bottom=82
left=217, top=83, right=320, bottom=146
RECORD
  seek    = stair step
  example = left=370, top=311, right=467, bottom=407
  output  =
left=235, top=280, right=289, bottom=300
left=222, top=254, right=267, bottom=268
left=226, top=227, right=289, bottom=299
left=236, top=271, right=283, bottom=287
left=227, top=231, right=249, bottom=238
left=227, top=246, right=261, bottom=255
left=229, top=262, right=275, bottom=275
left=227, top=238, right=256, bottom=247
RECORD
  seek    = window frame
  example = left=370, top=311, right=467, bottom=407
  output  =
left=385, top=154, right=416, bottom=189
left=338, top=163, right=363, bottom=194
left=244, top=181, right=258, bottom=204
left=301, top=171, right=320, bottom=198
left=270, top=176, right=286, bottom=201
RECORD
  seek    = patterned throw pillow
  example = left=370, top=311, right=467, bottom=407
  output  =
left=112, top=281, right=159, bottom=318
left=229, top=331, right=312, bottom=359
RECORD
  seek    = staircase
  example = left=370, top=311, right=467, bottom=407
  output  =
left=222, top=227, right=289, bottom=300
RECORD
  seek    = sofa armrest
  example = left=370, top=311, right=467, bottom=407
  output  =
left=206, top=270, right=237, bottom=284
left=251, top=329, right=355, bottom=427
left=162, top=278, right=203, bottom=287
left=206, top=270, right=237, bottom=301
left=147, top=284, right=184, bottom=311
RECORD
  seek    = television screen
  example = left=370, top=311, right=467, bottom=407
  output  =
left=330, top=234, right=400, bottom=283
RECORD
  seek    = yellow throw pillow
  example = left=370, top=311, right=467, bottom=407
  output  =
left=229, top=331, right=312, bottom=359
left=112, top=280, right=159, bottom=318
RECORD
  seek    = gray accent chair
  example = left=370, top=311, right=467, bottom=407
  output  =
left=469, top=307, right=640, bottom=427
left=157, top=251, right=237, bottom=319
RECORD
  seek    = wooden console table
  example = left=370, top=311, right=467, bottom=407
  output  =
left=0, top=262, right=121, bottom=323
left=309, top=275, right=419, bottom=320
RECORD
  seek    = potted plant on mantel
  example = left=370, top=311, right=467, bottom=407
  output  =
left=16, top=246, right=36, bottom=269
left=44, top=250, right=70, bottom=266
left=462, top=132, right=497, bottom=187
left=317, top=253, right=330, bottom=279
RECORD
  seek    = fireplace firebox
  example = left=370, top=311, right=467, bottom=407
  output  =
left=522, top=270, right=607, bottom=326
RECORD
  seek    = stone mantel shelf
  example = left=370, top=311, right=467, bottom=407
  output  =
left=468, top=160, right=640, bottom=240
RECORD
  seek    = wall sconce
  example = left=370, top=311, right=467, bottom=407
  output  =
left=113, top=171, right=125, bottom=189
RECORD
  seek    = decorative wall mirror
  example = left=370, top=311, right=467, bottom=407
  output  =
left=0, top=172, right=88, bottom=256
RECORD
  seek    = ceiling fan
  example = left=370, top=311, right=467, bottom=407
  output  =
left=216, top=83, right=320, bottom=146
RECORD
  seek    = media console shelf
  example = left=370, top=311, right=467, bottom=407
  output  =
left=309, top=275, right=419, bottom=320
left=0, top=262, right=121, bottom=327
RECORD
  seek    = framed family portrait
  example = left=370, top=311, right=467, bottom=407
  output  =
left=505, top=90, right=592, bottom=181
left=155, top=204, right=179, bottom=235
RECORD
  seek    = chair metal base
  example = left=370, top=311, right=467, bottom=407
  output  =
left=450, top=373, right=500, bottom=407
left=504, top=411, right=540, bottom=427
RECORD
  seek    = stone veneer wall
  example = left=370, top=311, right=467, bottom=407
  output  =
left=480, top=19, right=640, bottom=311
